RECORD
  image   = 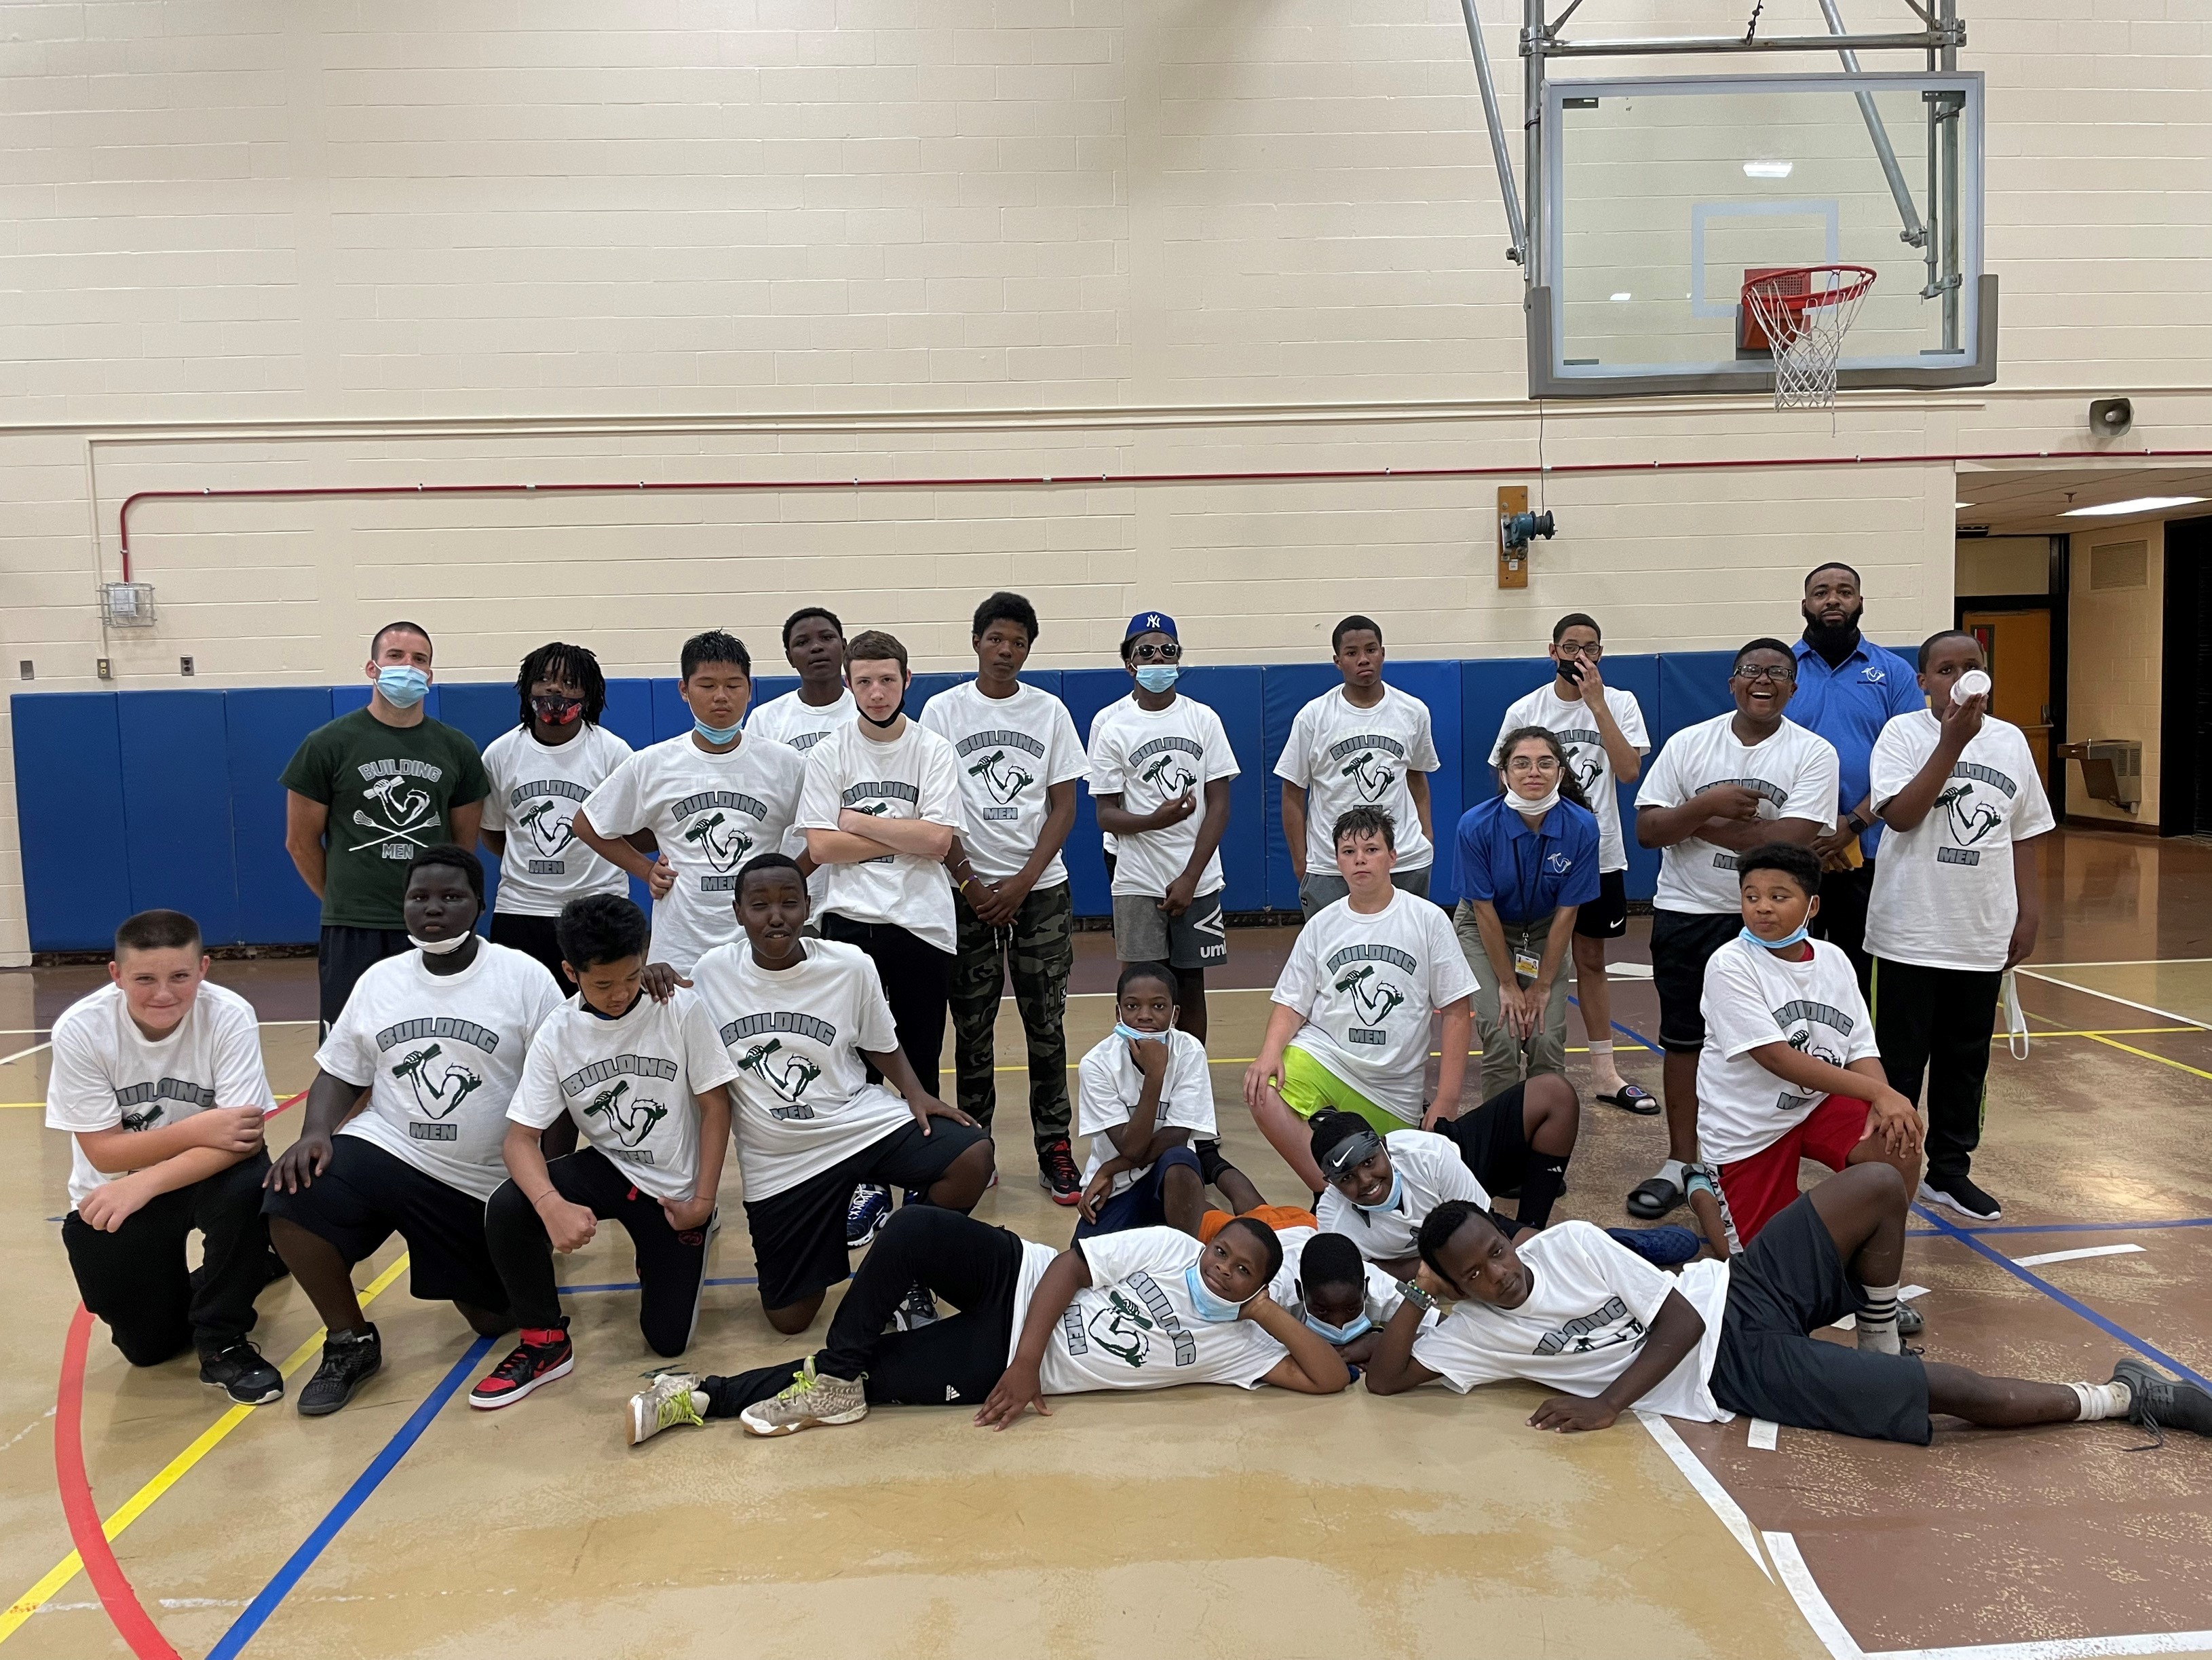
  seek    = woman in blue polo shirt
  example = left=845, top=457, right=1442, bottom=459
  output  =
left=1455, top=727, right=1603, bottom=1101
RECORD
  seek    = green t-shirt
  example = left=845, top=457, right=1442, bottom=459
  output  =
left=280, top=708, right=491, bottom=929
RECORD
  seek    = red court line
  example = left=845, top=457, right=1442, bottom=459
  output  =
left=54, top=1307, right=181, bottom=1660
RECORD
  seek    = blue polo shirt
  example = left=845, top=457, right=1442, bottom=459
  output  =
left=1454, top=794, right=1602, bottom=925
left=1791, top=636, right=1922, bottom=858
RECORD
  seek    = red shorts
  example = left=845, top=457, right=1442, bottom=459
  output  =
left=1716, top=1095, right=1869, bottom=1246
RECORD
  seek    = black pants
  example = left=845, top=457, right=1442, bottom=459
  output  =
left=703, top=1206, right=1024, bottom=1416
left=1875, top=957, right=2002, bottom=1184
left=820, top=913, right=954, bottom=1097
left=62, top=1152, right=272, bottom=1365
left=318, top=924, right=411, bottom=1034
left=489, top=912, right=568, bottom=985
left=1810, top=860, right=1877, bottom=999
left=484, top=1148, right=713, bottom=1359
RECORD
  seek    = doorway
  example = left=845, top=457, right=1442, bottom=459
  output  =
left=1960, top=606, right=2054, bottom=787
left=2160, top=513, right=2212, bottom=836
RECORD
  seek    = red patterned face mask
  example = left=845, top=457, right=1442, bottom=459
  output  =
left=531, top=693, right=584, bottom=728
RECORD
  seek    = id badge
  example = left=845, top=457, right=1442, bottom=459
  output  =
left=1513, top=950, right=1541, bottom=981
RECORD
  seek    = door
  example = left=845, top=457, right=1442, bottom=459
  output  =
left=1962, top=607, right=2053, bottom=786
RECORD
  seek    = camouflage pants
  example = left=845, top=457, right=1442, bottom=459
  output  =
left=949, top=881, right=1074, bottom=1152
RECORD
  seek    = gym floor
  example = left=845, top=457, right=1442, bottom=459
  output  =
left=1, top=825, right=2207, bottom=1660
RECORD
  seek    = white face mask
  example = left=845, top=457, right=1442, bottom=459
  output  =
left=1511, top=783, right=1562, bottom=817
left=410, top=931, right=473, bottom=956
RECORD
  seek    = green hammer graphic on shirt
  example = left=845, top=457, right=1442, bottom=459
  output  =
left=681, top=810, right=755, bottom=873
left=581, top=1078, right=668, bottom=1148
left=966, top=749, right=1036, bottom=804
left=1333, top=963, right=1406, bottom=1025
left=391, top=1043, right=483, bottom=1120
left=737, top=1037, right=822, bottom=1104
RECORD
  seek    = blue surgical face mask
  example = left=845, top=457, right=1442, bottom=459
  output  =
left=693, top=718, right=742, bottom=746
left=1134, top=664, right=1180, bottom=694
left=1184, top=1262, right=1249, bottom=1323
left=1114, top=1022, right=1166, bottom=1044
left=1301, top=1308, right=1373, bottom=1345
left=1353, top=1168, right=1405, bottom=1215
left=375, top=666, right=430, bottom=709
left=1742, top=921, right=1811, bottom=951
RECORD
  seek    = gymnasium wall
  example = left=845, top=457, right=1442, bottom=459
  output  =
left=2067, top=521, right=2165, bottom=829
left=2, top=0, right=2209, bottom=962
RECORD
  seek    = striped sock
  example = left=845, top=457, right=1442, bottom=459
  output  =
left=1856, top=1283, right=1901, bottom=1354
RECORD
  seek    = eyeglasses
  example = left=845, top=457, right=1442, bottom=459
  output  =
left=1505, top=754, right=1560, bottom=772
left=1130, top=641, right=1182, bottom=663
left=1732, top=664, right=1795, bottom=685
left=1556, top=641, right=1603, bottom=659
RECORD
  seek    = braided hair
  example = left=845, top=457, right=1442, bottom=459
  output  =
left=514, top=641, right=608, bottom=730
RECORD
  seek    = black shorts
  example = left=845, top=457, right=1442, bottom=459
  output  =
left=1438, top=1080, right=1532, bottom=1196
left=1574, top=869, right=1629, bottom=940
left=318, top=925, right=411, bottom=1034
left=742, top=1119, right=989, bottom=1310
left=1708, top=1192, right=1932, bottom=1446
left=1650, top=908, right=1743, bottom=1053
left=489, top=911, right=569, bottom=985
left=261, top=1135, right=508, bottom=1310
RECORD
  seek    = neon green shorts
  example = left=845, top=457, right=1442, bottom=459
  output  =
left=1277, top=1045, right=1405, bottom=1137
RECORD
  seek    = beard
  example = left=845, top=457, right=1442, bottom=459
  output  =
left=1801, top=599, right=1865, bottom=664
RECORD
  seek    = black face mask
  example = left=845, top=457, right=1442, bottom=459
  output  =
left=1801, top=601, right=1865, bottom=666
left=858, top=703, right=903, bottom=730
left=531, top=692, right=584, bottom=728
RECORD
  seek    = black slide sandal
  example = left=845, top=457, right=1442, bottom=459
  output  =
left=1595, top=1084, right=1660, bottom=1116
left=1625, top=1176, right=1682, bottom=1220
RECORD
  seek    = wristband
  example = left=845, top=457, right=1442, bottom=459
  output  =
left=1395, top=1279, right=1438, bottom=1315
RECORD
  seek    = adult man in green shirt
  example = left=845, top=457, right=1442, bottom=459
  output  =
left=282, top=622, right=491, bottom=1032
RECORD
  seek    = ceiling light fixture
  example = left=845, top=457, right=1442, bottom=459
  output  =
left=1610, top=291, right=1632, bottom=302
left=2061, top=495, right=2207, bottom=518
left=1742, top=160, right=1794, bottom=178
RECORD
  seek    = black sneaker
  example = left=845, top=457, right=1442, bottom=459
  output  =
left=299, top=1325, right=382, bottom=1418
left=1918, top=1175, right=2001, bottom=1221
left=1038, top=1138, right=1082, bottom=1207
left=468, top=1325, right=575, bottom=1410
left=199, top=1339, right=282, bottom=1406
left=2113, top=1357, right=2212, bottom=1446
left=893, top=1282, right=940, bottom=1332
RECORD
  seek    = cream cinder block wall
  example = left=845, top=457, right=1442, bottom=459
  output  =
left=1956, top=537, right=2050, bottom=597
left=2066, top=521, right=2165, bottom=829
left=3, top=0, right=2209, bottom=958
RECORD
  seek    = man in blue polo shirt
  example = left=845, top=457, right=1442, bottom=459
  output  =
left=1454, top=727, right=1603, bottom=1103
left=1791, top=563, right=1921, bottom=996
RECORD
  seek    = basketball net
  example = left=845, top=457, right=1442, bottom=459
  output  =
left=1741, top=265, right=1875, bottom=410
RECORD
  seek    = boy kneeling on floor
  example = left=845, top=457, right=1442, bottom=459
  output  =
left=1360, top=1162, right=2211, bottom=1446
left=470, top=893, right=738, bottom=1408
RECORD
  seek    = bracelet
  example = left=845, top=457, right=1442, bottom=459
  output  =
left=1395, top=1278, right=1438, bottom=1315
left=529, top=1190, right=565, bottom=1211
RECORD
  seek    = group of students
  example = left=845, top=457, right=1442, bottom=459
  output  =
left=43, top=585, right=2212, bottom=1459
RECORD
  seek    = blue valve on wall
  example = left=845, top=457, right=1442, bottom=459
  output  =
left=1501, top=509, right=1556, bottom=551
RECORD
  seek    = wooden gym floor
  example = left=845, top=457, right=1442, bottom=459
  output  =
left=1, top=825, right=2208, bottom=1659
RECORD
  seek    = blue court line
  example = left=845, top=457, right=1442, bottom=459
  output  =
left=557, top=1273, right=759, bottom=1294
left=1908, top=1216, right=2212, bottom=1238
left=206, top=1333, right=495, bottom=1659
left=1912, top=1205, right=2212, bottom=1392
left=1565, top=992, right=1665, bottom=1055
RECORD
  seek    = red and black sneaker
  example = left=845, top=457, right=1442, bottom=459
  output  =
left=468, top=1324, right=574, bottom=1410
left=1038, top=1137, right=1083, bottom=1207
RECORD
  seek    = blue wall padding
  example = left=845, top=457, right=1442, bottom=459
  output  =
left=226, top=688, right=332, bottom=947
left=13, top=693, right=134, bottom=952
left=15, top=653, right=1855, bottom=949
left=117, top=692, right=242, bottom=948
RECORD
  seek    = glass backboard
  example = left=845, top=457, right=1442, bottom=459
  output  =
left=1532, top=72, right=1991, bottom=396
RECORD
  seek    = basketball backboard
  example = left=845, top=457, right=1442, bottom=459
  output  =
left=1528, top=72, right=1990, bottom=396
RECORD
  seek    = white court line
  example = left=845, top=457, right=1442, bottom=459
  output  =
left=1634, top=1410, right=1770, bottom=1579
left=1764, top=1532, right=1864, bottom=1658
left=1748, top=1418, right=1779, bottom=1451
left=2010, top=1243, right=2145, bottom=1269
left=2025, top=958, right=2212, bottom=969
left=2010, top=970, right=2212, bottom=1033
left=1827, top=1284, right=1929, bottom=1331
left=0, top=1043, right=50, bottom=1067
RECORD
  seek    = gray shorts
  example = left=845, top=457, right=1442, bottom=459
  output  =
left=1112, top=888, right=1228, bottom=970
left=1297, top=865, right=1431, bottom=920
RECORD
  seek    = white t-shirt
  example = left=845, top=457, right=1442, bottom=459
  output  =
left=1865, top=711, right=2057, bottom=973
left=918, top=679, right=1087, bottom=888
left=479, top=724, right=635, bottom=916
left=316, top=943, right=566, bottom=1201
left=1492, top=683, right=1650, bottom=874
left=1271, top=1226, right=1419, bottom=1331
left=1274, top=890, right=1479, bottom=1124
left=1073, top=1028, right=1216, bottom=1195
left=508, top=989, right=740, bottom=1203
left=1635, top=715, right=1839, bottom=915
left=45, top=981, right=277, bottom=1211
left=1006, top=1227, right=1288, bottom=1395
left=579, top=734, right=807, bottom=975
left=687, top=938, right=915, bottom=1201
left=1696, top=935, right=1880, bottom=1166
left=744, top=687, right=857, bottom=907
left=1086, top=694, right=1242, bottom=899
left=797, top=719, right=966, bottom=954
left=1316, top=1129, right=1492, bottom=1262
left=1275, top=685, right=1442, bottom=873
left=1411, top=1222, right=1732, bottom=1424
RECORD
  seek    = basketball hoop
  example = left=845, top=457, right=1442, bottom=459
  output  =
left=1740, top=264, right=1876, bottom=409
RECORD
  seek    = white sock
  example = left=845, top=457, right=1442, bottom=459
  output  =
left=689, top=1389, right=712, bottom=1416
left=1588, top=1039, right=1622, bottom=1080
left=2070, top=1380, right=2131, bottom=1422
left=1856, top=1283, right=1901, bottom=1354
left=1655, top=1158, right=1687, bottom=1188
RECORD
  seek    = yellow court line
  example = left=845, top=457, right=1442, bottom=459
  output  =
left=0, top=1253, right=413, bottom=1645
left=2022, top=1012, right=2212, bottom=1084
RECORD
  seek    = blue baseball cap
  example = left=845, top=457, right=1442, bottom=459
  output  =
left=1124, top=610, right=1178, bottom=643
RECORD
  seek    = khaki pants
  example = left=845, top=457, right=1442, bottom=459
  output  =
left=1456, top=901, right=1571, bottom=1103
